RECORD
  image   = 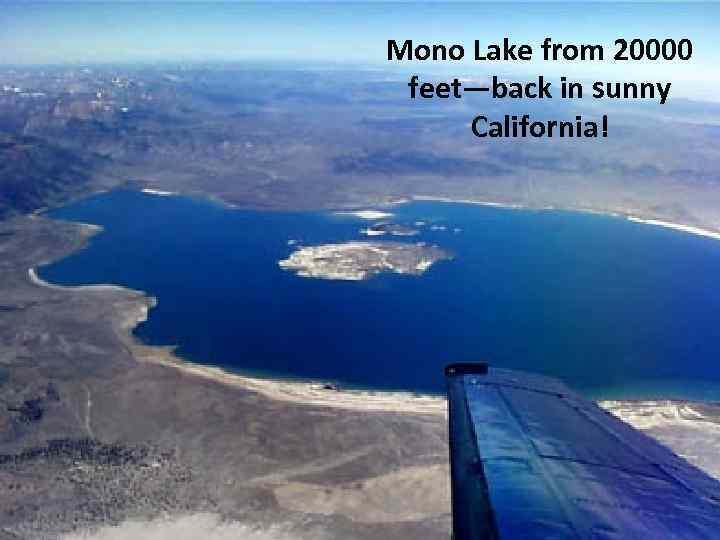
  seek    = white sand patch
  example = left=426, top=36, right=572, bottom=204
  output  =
left=61, top=514, right=303, bottom=540
left=335, top=210, right=394, bottom=220
left=274, top=464, right=450, bottom=523
left=359, top=227, right=386, bottom=236
left=601, top=400, right=720, bottom=480
left=416, top=259, right=433, bottom=271
left=141, top=188, right=176, bottom=197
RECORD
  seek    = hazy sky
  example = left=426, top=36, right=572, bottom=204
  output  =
left=2, top=2, right=718, bottom=98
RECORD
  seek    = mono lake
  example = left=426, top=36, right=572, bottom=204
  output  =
left=41, top=190, right=720, bottom=399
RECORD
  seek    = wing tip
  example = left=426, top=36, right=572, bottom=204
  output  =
left=445, top=362, right=489, bottom=377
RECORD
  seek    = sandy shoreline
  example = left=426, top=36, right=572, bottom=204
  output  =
left=127, top=330, right=446, bottom=415
left=27, top=222, right=148, bottom=295
left=125, top=290, right=445, bottom=414
left=411, top=195, right=525, bottom=210
left=135, top=344, right=447, bottom=415
left=139, top=189, right=720, bottom=245
left=626, top=216, right=720, bottom=241
left=28, top=267, right=143, bottom=295
left=411, top=195, right=720, bottom=242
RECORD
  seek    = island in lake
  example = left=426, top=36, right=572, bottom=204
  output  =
left=278, top=241, right=451, bottom=280
left=360, top=222, right=420, bottom=237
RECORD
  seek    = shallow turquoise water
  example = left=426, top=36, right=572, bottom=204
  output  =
left=42, top=190, right=720, bottom=399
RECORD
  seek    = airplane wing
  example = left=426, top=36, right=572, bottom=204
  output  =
left=445, top=363, right=720, bottom=539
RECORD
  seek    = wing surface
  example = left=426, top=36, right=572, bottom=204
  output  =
left=446, top=363, right=720, bottom=540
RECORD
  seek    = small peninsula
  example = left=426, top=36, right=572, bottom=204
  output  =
left=278, top=241, right=451, bottom=280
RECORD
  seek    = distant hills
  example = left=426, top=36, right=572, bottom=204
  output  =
left=1, top=65, right=720, bottom=230
left=0, top=134, right=97, bottom=218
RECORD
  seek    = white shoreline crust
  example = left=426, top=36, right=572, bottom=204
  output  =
left=28, top=267, right=139, bottom=294
left=411, top=195, right=720, bottom=242
left=131, top=342, right=446, bottom=416
left=626, top=216, right=720, bottom=241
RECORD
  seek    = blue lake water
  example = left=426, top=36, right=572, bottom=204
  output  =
left=42, top=190, right=720, bottom=400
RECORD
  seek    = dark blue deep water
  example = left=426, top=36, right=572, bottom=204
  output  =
left=42, top=190, right=720, bottom=399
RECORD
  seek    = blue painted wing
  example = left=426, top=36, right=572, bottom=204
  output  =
left=445, top=363, right=720, bottom=540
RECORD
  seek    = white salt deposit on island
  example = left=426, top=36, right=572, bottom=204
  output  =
left=360, top=228, right=387, bottom=236
left=335, top=210, right=395, bottom=220
left=141, top=188, right=176, bottom=197
left=416, top=260, right=433, bottom=272
left=278, top=241, right=450, bottom=281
